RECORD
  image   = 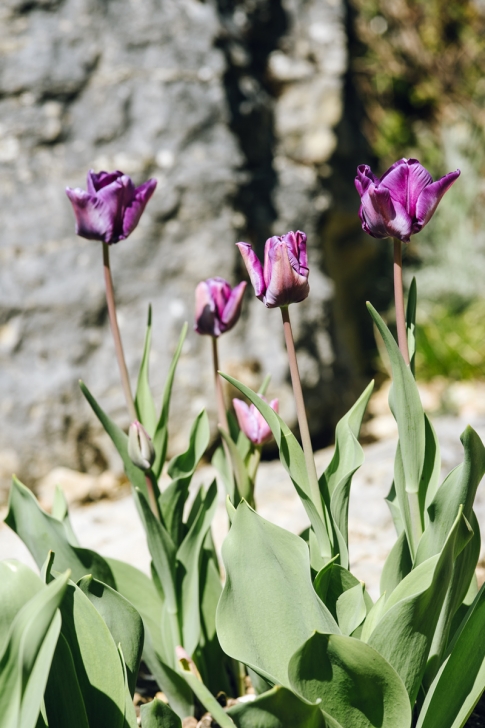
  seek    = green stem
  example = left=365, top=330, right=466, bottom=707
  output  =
left=102, top=243, right=137, bottom=422
left=280, top=306, right=324, bottom=522
left=212, top=336, right=236, bottom=498
left=393, top=238, right=410, bottom=365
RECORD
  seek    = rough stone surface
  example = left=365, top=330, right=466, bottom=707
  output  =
left=0, top=0, right=384, bottom=495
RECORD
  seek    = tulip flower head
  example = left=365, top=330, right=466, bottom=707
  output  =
left=233, top=396, right=279, bottom=446
left=66, top=170, right=157, bottom=244
left=194, top=277, right=247, bottom=337
left=355, top=159, right=460, bottom=243
left=237, top=231, right=309, bottom=308
left=128, top=421, right=155, bottom=471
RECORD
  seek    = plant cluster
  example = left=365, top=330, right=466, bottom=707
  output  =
left=2, top=154, right=485, bottom=728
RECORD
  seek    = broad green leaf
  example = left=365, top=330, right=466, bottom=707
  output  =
left=134, top=490, right=180, bottom=652
left=416, top=583, right=485, bottom=728
left=77, top=575, right=144, bottom=696
left=380, top=530, right=412, bottom=599
left=51, top=486, right=80, bottom=547
left=320, top=381, right=374, bottom=568
left=368, top=507, right=472, bottom=702
left=5, top=477, right=115, bottom=587
left=135, top=304, right=157, bottom=436
left=406, top=276, right=417, bottom=376
left=336, top=582, right=367, bottom=636
left=220, top=427, right=252, bottom=505
left=0, top=570, right=69, bottom=728
left=416, top=426, right=485, bottom=566
left=216, top=501, right=339, bottom=687
left=119, top=645, right=138, bottom=728
left=220, top=374, right=331, bottom=559
left=0, top=560, right=43, bottom=656
left=323, top=564, right=373, bottom=622
left=177, top=661, right=236, bottom=728
left=44, top=632, right=90, bottom=728
left=105, top=557, right=164, bottom=655
left=160, top=409, right=210, bottom=545
left=152, top=323, right=188, bottom=478
left=212, top=444, right=235, bottom=502
left=313, top=556, right=339, bottom=604
left=367, top=303, right=425, bottom=495
left=289, top=633, right=412, bottom=728
left=57, top=579, right=127, bottom=728
left=177, top=480, right=218, bottom=656
left=227, top=685, right=341, bottom=728
left=361, top=593, right=387, bottom=643
left=140, top=698, right=182, bottom=728
left=80, top=380, right=149, bottom=499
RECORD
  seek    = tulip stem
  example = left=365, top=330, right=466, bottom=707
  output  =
left=393, top=239, right=410, bottom=366
left=102, top=243, right=137, bottom=423
left=280, top=307, right=324, bottom=522
left=212, top=337, right=237, bottom=500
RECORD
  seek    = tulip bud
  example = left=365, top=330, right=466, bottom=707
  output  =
left=194, top=277, right=246, bottom=337
left=128, top=421, right=155, bottom=471
left=355, top=158, right=460, bottom=243
left=233, top=396, right=278, bottom=446
left=236, top=230, right=309, bottom=308
left=66, top=170, right=157, bottom=245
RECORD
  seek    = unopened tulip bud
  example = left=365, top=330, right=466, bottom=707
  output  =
left=66, top=170, right=157, bottom=245
left=233, top=396, right=278, bottom=446
left=237, top=230, right=309, bottom=308
left=355, top=158, right=460, bottom=243
left=175, top=646, right=201, bottom=680
left=194, top=277, right=246, bottom=337
left=128, top=421, right=155, bottom=471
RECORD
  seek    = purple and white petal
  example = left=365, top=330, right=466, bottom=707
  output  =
left=379, top=159, right=409, bottom=209
left=87, top=170, right=123, bottom=194
left=221, top=281, right=247, bottom=332
left=414, top=169, right=461, bottom=231
left=355, top=165, right=379, bottom=197
left=236, top=243, right=266, bottom=299
left=66, top=187, right=119, bottom=243
left=264, top=238, right=309, bottom=308
left=122, top=178, right=157, bottom=238
left=233, top=399, right=259, bottom=443
left=405, top=159, right=433, bottom=218
left=194, top=281, right=220, bottom=337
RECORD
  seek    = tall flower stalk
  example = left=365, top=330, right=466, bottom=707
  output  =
left=393, top=238, right=410, bottom=365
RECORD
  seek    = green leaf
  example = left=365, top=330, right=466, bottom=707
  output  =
left=176, top=480, right=218, bottom=656
left=0, top=560, right=44, bottom=656
left=289, top=633, right=412, bottom=728
left=422, top=415, right=441, bottom=516
left=51, top=486, right=81, bottom=547
left=361, top=593, right=387, bottom=644
left=0, top=570, right=69, bottom=728
left=323, top=564, right=373, bottom=622
left=416, top=583, right=485, bottom=728
left=380, top=530, right=412, bottom=599
left=367, top=303, right=425, bottom=495
left=406, top=277, right=417, bottom=376
left=140, top=698, right=182, bottom=728
left=212, top=445, right=235, bottom=502
left=80, top=381, right=149, bottom=499
left=219, top=426, right=252, bottom=506
left=177, top=661, right=236, bottom=728
left=216, top=501, right=339, bottom=687
left=320, top=381, right=374, bottom=569
left=142, top=635, right=195, bottom=720
left=5, top=477, right=116, bottom=587
left=135, top=305, right=158, bottom=436
left=220, top=374, right=331, bottom=560
left=44, top=632, right=90, bottom=728
left=77, top=575, right=144, bottom=696
left=160, top=409, right=210, bottom=545
left=152, top=323, right=188, bottom=478
left=368, top=507, right=472, bottom=703
left=336, top=582, right=367, bottom=636
left=57, top=579, right=128, bottom=728
left=227, top=685, right=341, bottom=728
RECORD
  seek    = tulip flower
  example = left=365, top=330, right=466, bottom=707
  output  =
left=236, top=230, right=309, bottom=308
left=128, top=421, right=155, bottom=471
left=233, top=396, right=278, bottom=446
left=194, top=277, right=247, bottom=338
left=66, top=170, right=157, bottom=244
left=355, top=158, right=460, bottom=243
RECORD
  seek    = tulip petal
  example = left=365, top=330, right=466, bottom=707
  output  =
left=379, top=158, right=409, bottom=208
left=355, top=165, right=379, bottom=197
left=233, top=399, right=259, bottom=443
left=236, top=243, right=266, bottom=299
left=283, top=231, right=308, bottom=275
left=221, top=281, right=246, bottom=331
left=122, top=178, right=157, bottom=238
left=66, top=186, right=123, bottom=243
left=414, top=169, right=460, bottom=232
left=87, top=169, right=123, bottom=194
left=194, top=281, right=220, bottom=337
left=263, top=238, right=310, bottom=308
left=405, top=159, right=433, bottom=217
left=362, top=185, right=413, bottom=242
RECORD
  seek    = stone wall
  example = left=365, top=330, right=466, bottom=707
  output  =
left=0, top=0, right=383, bottom=496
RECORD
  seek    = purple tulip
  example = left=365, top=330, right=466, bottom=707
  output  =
left=236, top=231, right=309, bottom=308
left=194, top=277, right=247, bottom=337
left=233, top=396, right=279, bottom=446
left=66, top=170, right=157, bottom=244
left=355, top=158, right=460, bottom=243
